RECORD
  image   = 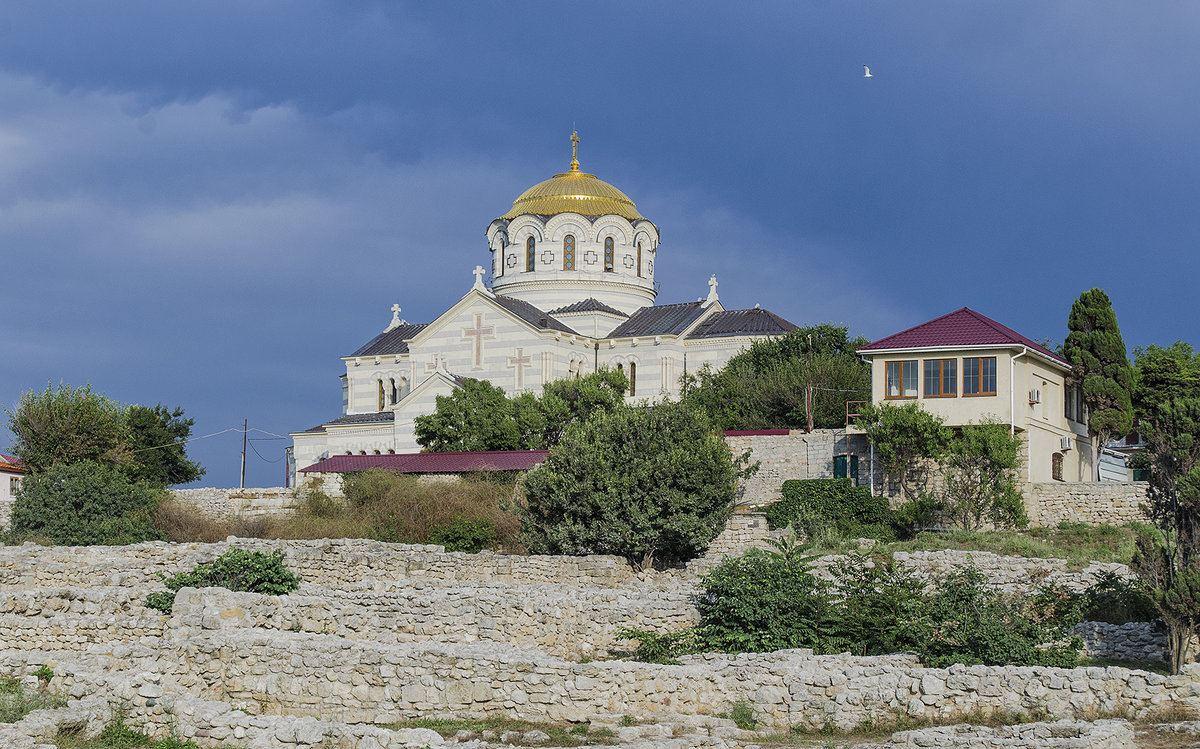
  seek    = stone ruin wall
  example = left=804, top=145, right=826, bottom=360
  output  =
left=2, top=539, right=1199, bottom=748
left=1025, top=481, right=1150, bottom=527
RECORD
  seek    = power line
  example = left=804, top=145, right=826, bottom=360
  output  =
left=129, top=427, right=243, bottom=454
left=247, top=438, right=284, bottom=464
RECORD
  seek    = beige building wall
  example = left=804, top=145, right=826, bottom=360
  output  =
left=864, top=346, right=1094, bottom=485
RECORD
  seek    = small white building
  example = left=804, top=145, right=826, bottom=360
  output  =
left=291, top=135, right=798, bottom=471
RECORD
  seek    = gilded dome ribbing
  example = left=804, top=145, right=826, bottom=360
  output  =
left=501, top=133, right=643, bottom=220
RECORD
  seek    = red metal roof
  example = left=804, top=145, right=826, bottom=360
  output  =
left=0, top=454, right=25, bottom=474
left=300, top=450, right=549, bottom=474
left=859, top=307, right=1068, bottom=366
left=722, top=429, right=792, bottom=436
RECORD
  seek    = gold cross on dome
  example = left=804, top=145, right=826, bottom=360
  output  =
left=570, top=131, right=580, bottom=171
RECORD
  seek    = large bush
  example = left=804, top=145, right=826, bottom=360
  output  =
left=766, top=478, right=896, bottom=541
left=521, top=401, right=752, bottom=570
left=628, top=551, right=1084, bottom=668
left=9, top=461, right=163, bottom=545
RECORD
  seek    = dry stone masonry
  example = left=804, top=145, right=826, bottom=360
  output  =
left=1, top=538, right=1196, bottom=748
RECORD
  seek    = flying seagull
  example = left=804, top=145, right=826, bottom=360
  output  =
left=863, top=65, right=873, bottom=78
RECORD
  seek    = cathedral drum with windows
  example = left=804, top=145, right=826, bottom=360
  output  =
left=291, top=134, right=799, bottom=471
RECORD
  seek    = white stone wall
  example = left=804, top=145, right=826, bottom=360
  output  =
left=170, top=488, right=299, bottom=520
left=1026, top=482, right=1149, bottom=527
left=722, top=429, right=884, bottom=507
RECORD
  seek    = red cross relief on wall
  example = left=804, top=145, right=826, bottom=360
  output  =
left=462, top=313, right=495, bottom=368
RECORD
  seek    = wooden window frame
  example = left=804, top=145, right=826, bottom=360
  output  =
left=962, top=356, right=998, bottom=397
left=923, top=358, right=957, bottom=398
left=1052, top=452, right=1064, bottom=481
left=525, top=236, right=536, bottom=272
left=885, top=360, right=918, bottom=399
left=629, top=362, right=636, bottom=397
left=563, top=235, right=575, bottom=270
left=636, top=241, right=643, bottom=277
left=604, top=237, right=614, bottom=272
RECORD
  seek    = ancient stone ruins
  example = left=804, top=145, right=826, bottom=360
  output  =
left=2, top=536, right=1200, bottom=748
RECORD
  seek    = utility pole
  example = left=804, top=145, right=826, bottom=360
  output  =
left=805, top=333, right=814, bottom=433
left=240, top=419, right=247, bottom=489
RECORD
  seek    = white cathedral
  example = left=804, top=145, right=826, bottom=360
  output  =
left=291, top=135, right=798, bottom=471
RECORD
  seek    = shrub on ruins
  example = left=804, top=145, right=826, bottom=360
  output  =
left=520, top=400, right=753, bottom=570
left=908, top=567, right=1082, bottom=668
left=674, top=552, right=1082, bottom=667
left=145, top=548, right=300, bottom=613
left=9, top=461, right=164, bottom=546
left=679, top=324, right=870, bottom=431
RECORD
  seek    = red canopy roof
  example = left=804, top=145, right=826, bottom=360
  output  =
left=0, top=454, right=25, bottom=473
left=859, top=307, right=1067, bottom=366
left=301, top=450, right=549, bottom=474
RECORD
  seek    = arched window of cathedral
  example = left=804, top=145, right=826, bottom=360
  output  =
left=637, top=242, right=643, bottom=277
left=616, top=362, right=623, bottom=374
left=629, top=362, right=636, bottom=396
left=377, top=380, right=385, bottom=411
left=526, top=236, right=536, bottom=272
left=563, top=235, right=575, bottom=270
left=604, top=237, right=614, bottom=272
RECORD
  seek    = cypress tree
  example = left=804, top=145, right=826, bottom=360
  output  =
left=1063, top=288, right=1134, bottom=480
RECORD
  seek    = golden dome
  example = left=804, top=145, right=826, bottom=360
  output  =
left=501, top=132, right=643, bottom=220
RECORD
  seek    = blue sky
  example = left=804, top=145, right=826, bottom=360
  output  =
left=2, top=2, right=1197, bottom=487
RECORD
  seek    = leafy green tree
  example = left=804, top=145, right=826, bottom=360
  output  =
left=939, top=420, right=1027, bottom=531
left=124, top=404, right=205, bottom=486
left=9, top=461, right=163, bottom=546
left=1132, top=397, right=1200, bottom=672
left=1133, top=342, right=1200, bottom=421
left=5, top=382, right=131, bottom=473
left=680, top=325, right=870, bottom=431
left=414, top=379, right=527, bottom=452
left=413, top=370, right=628, bottom=452
left=856, top=402, right=950, bottom=500
left=520, top=401, right=752, bottom=570
left=1063, top=288, right=1134, bottom=480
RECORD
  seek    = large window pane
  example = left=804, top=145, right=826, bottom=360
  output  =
left=943, top=359, right=957, bottom=395
left=902, top=361, right=918, bottom=397
left=963, top=358, right=979, bottom=395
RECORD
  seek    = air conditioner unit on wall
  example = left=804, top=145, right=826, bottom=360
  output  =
left=1060, top=436, right=1073, bottom=451
left=1028, top=388, right=1041, bottom=404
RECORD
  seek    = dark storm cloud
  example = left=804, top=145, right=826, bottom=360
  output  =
left=2, top=1, right=1199, bottom=485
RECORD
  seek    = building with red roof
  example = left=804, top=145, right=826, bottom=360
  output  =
left=857, top=308, right=1094, bottom=485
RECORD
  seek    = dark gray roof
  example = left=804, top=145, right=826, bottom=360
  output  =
left=548, top=298, right=628, bottom=317
left=350, top=323, right=429, bottom=357
left=608, top=301, right=708, bottom=338
left=303, top=411, right=395, bottom=434
left=686, top=308, right=798, bottom=339
left=492, top=295, right=577, bottom=334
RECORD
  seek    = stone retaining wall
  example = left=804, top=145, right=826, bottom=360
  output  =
left=169, top=487, right=299, bottom=520
left=169, top=584, right=699, bottom=660
left=13, top=631, right=1198, bottom=731
left=1027, top=482, right=1149, bottom=527
left=0, top=538, right=640, bottom=591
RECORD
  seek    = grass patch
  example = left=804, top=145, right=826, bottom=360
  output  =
left=0, top=675, right=68, bottom=724
left=388, top=716, right=614, bottom=745
left=153, top=471, right=524, bottom=552
left=1078, top=656, right=1171, bottom=675
left=55, top=710, right=209, bottom=748
left=803, top=522, right=1143, bottom=569
left=761, top=705, right=1054, bottom=744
